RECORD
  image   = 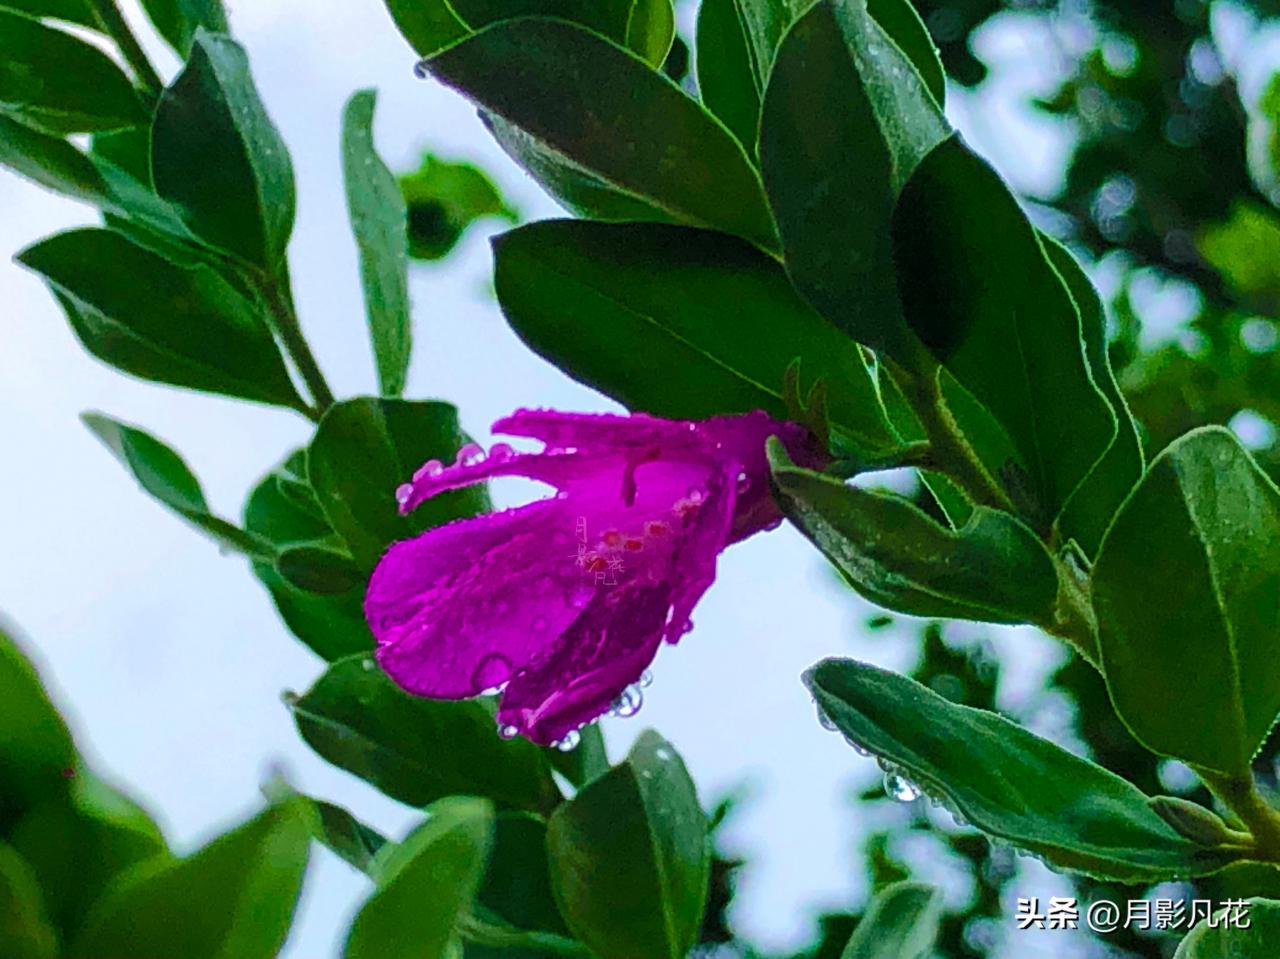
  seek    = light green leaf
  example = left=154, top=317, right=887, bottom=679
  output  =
left=807, top=659, right=1241, bottom=882
left=1199, top=201, right=1280, bottom=301
left=626, top=0, right=676, bottom=67
left=400, top=151, right=516, bottom=261
left=1174, top=897, right=1280, bottom=957
left=1093, top=427, right=1280, bottom=776
left=841, top=881, right=942, bottom=959
left=0, top=626, right=75, bottom=825
left=382, top=0, right=468, bottom=57
left=139, top=0, right=229, bottom=55
left=547, top=731, right=709, bottom=959
left=342, top=90, right=412, bottom=397
left=0, top=843, right=57, bottom=959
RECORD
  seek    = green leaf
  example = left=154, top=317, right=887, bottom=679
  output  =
left=769, top=441, right=1062, bottom=627
left=546, top=731, right=709, bottom=959
left=383, top=0, right=468, bottom=56
left=243, top=452, right=374, bottom=662
left=1092, top=427, right=1280, bottom=776
left=263, top=782, right=388, bottom=875
left=139, top=0, right=229, bottom=55
left=1199, top=201, right=1280, bottom=301
left=892, top=136, right=1117, bottom=526
left=626, top=0, right=676, bottom=67
left=1045, top=241, right=1144, bottom=558
left=492, top=220, right=899, bottom=457
left=1148, top=797, right=1241, bottom=847
left=841, top=881, right=942, bottom=959
left=68, top=799, right=311, bottom=959
left=866, top=0, right=944, bottom=108
left=289, top=654, right=561, bottom=813
left=0, top=12, right=144, bottom=136
left=475, top=813, right=569, bottom=936
left=696, top=0, right=762, bottom=152
left=806, top=658, right=1240, bottom=882
left=1174, top=897, right=1280, bottom=957
left=423, top=17, right=777, bottom=249
left=306, top=398, right=489, bottom=571
left=275, top=546, right=363, bottom=594
left=0, top=0, right=97, bottom=28
left=547, top=723, right=609, bottom=789
left=760, top=0, right=948, bottom=363
left=344, top=797, right=493, bottom=959
left=0, top=116, right=110, bottom=203
left=0, top=625, right=75, bottom=821
left=400, top=151, right=516, bottom=261
left=152, top=30, right=295, bottom=269
left=0, top=843, right=57, bottom=959
left=342, top=90, right=412, bottom=397
left=82, top=413, right=275, bottom=558
left=19, top=229, right=304, bottom=409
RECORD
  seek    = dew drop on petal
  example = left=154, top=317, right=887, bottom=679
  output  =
left=612, top=684, right=643, bottom=718
left=554, top=729, right=581, bottom=752
left=456, top=442, right=484, bottom=466
left=884, top=770, right=921, bottom=802
left=471, top=652, right=512, bottom=695
left=844, top=735, right=872, bottom=757
left=414, top=459, right=444, bottom=482
left=737, top=471, right=751, bottom=493
left=395, top=483, right=413, bottom=505
left=685, top=487, right=704, bottom=504
left=638, top=669, right=654, bottom=688
left=497, top=723, right=519, bottom=740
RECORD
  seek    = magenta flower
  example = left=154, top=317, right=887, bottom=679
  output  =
left=364, top=408, right=822, bottom=746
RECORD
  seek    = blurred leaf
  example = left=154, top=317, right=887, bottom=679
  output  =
left=893, top=136, right=1118, bottom=527
left=19, top=229, right=304, bottom=409
left=344, top=797, right=493, bottom=959
left=1093, top=427, right=1280, bottom=776
left=0, top=843, right=57, bottom=959
left=1173, top=897, right=1280, bottom=957
left=152, top=31, right=295, bottom=269
left=840, top=881, right=942, bottom=959
left=760, top=0, right=947, bottom=364
left=306, top=398, right=489, bottom=570
left=769, top=441, right=1063, bottom=628
left=139, top=0, right=229, bottom=55
left=423, top=17, right=777, bottom=249
left=400, top=152, right=515, bottom=261
left=547, top=731, right=709, bottom=959
left=0, top=627, right=74, bottom=825
left=696, top=0, right=762, bottom=152
left=806, top=659, right=1240, bottom=882
left=0, top=117, right=110, bottom=204
left=82, top=412, right=275, bottom=559
left=343, top=90, right=412, bottom=397
left=1199, top=201, right=1280, bottom=302
left=275, top=546, right=363, bottom=594
left=68, top=798, right=311, bottom=959
left=0, top=12, right=144, bottom=135
left=290, top=654, right=561, bottom=813
left=492, top=220, right=899, bottom=457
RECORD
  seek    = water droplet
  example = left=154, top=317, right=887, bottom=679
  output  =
left=685, top=487, right=705, bottom=503
left=488, top=442, right=514, bottom=463
left=844, top=735, right=872, bottom=757
left=471, top=653, right=512, bottom=694
left=736, top=471, right=751, bottom=493
left=884, top=771, right=921, bottom=802
left=497, top=723, right=519, bottom=740
left=414, top=459, right=444, bottom=481
left=395, top=483, right=413, bottom=505
left=679, top=620, right=694, bottom=635
left=763, top=518, right=783, bottom=532
left=413, top=59, right=430, bottom=79
left=361, top=658, right=376, bottom=672
left=281, top=690, right=300, bottom=707
left=815, top=702, right=838, bottom=731
left=638, top=669, right=654, bottom=688
left=554, top=729, right=581, bottom=752
left=612, top=684, right=643, bottom=718
left=456, top=442, right=484, bottom=466
left=655, top=747, right=672, bottom=761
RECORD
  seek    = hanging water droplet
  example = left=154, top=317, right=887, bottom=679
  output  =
left=763, top=518, right=783, bottom=532
left=471, top=652, right=513, bottom=694
left=414, top=459, right=444, bottom=482
left=612, top=684, right=643, bottom=718
left=488, top=442, right=514, bottom=463
left=497, top=723, right=519, bottom=740
left=395, top=483, right=413, bottom=505
left=815, top=702, right=838, bottom=732
left=413, top=59, right=430, bottom=79
left=456, top=442, right=484, bottom=466
left=844, top=735, right=872, bottom=757
left=736, top=471, right=751, bottom=494
left=361, top=658, right=376, bottom=672
left=638, top=669, right=654, bottom=688
left=554, top=729, right=581, bottom=752
left=884, top=771, right=921, bottom=802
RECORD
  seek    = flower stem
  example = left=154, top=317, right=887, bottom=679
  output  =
left=86, top=0, right=164, bottom=101
left=1200, top=769, right=1280, bottom=863
left=259, top=268, right=336, bottom=415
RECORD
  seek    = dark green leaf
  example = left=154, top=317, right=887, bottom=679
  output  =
left=0, top=843, right=57, bottom=959
left=306, top=398, right=489, bottom=570
left=275, top=546, right=363, bottom=594
left=290, top=655, right=561, bottom=812
left=343, top=90, right=412, bottom=397
left=400, top=151, right=516, bottom=261
left=547, top=731, right=709, bottom=959
left=344, top=797, right=493, bottom=959
left=264, top=783, right=388, bottom=876
left=1092, top=427, right=1280, bottom=776
left=760, top=0, right=948, bottom=363
left=1174, top=897, right=1280, bottom=957
left=82, top=412, right=275, bottom=558
left=807, top=658, right=1241, bottom=881
left=0, top=12, right=144, bottom=135
left=139, top=0, right=229, bottom=56
left=892, top=136, right=1117, bottom=525
left=0, top=0, right=97, bottom=27
left=0, top=626, right=75, bottom=825
left=68, top=799, right=311, bottom=959
left=865, top=0, right=944, bottom=108
left=493, top=220, right=899, bottom=457
left=0, top=116, right=110, bottom=203
left=152, top=31, right=295, bottom=269
left=424, top=17, right=777, bottom=249
left=728, top=0, right=792, bottom=86
left=841, top=881, right=942, bottom=959
left=476, top=812, right=569, bottom=935
left=769, top=441, right=1062, bottom=627
left=20, top=230, right=304, bottom=409
left=696, top=0, right=761, bottom=152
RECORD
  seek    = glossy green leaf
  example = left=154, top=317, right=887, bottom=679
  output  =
left=806, top=659, right=1240, bottom=881
left=769, top=441, right=1062, bottom=627
left=730, top=0, right=792, bottom=83
left=290, top=654, right=560, bottom=813
left=892, top=136, right=1117, bottom=526
left=140, top=0, right=229, bottom=55
left=1045, top=241, right=1144, bottom=558
left=69, top=799, right=311, bottom=959
left=19, top=229, right=304, bottom=409
left=866, top=0, right=944, bottom=107
left=760, top=0, right=948, bottom=363
left=626, top=0, right=676, bottom=67
left=243, top=452, right=373, bottom=662
left=696, top=0, right=761, bottom=152
left=82, top=413, right=274, bottom=559
left=547, top=731, right=709, bottom=959
left=306, top=398, right=489, bottom=570
left=0, top=626, right=75, bottom=823
left=0, top=843, right=57, bottom=959
left=1093, top=427, right=1280, bottom=776
left=400, top=151, right=516, bottom=261
left=152, top=31, right=295, bottom=269
left=841, top=881, right=942, bottom=959
left=383, top=0, right=467, bottom=57
left=475, top=813, right=569, bottom=936
left=493, top=220, right=899, bottom=457
left=0, top=116, right=110, bottom=204
left=343, top=90, right=412, bottom=397
left=0, top=12, right=144, bottom=136
left=345, top=797, right=493, bottom=959
left=424, top=17, right=777, bottom=249
left=1174, top=897, right=1280, bottom=957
